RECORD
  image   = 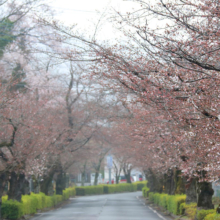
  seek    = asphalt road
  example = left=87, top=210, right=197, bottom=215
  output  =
left=31, top=191, right=167, bottom=220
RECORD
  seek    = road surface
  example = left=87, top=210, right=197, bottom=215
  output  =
left=31, top=191, right=168, bottom=220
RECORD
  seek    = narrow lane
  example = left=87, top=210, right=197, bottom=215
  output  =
left=31, top=191, right=167, bottom=220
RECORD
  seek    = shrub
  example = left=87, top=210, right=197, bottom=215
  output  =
left=197, top=209, right=216, bottom=220
left=44, top=195, right=54, bottom=208
left=153, top=193, right=161, bottom=205
left=149, top=192, right=154, bottom=202
left=68, top=187, right=76, bottom=197
left=159, top=194, right=169, bottom=209
left=142, top=186, right=150, bottom=198
left=103, top=185, right=116, bottom=194
left=212, top=197, right=220, bottom=206
left=76, top=187, right=86, bottom=196
left=204, top=213, right=220, bottom=220
left=166, top=194, right=186, bottom=215
left=205, top=213, right=216, bottom=220
left=180, top=202, right=186, bottom=215
left=185, top=203, right=197, bottom=219
left=1, top=200, right=23, bottom=219
left=21, top=194, right=38, bottom=214
left=30, top=193, right=44, bottom=210
left=1, top=187, right=76, bottom=219
left=39, top=192, right=46, bottom=207
left=62, top=187, right=76, bottom=200
left=134, top=181, right=148, bottom=191
left=2, top=195, right=8, bottom=202
left=85, top=185, right=103, bottom=195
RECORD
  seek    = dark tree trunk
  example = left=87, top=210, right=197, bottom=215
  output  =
left=113, top=161, right=121, bottom=184
left=8, top=172, right=26, bottom=202
left=145, top=168, right=163, bottom=193
left=81, top=172, right=85, bottom=186
left=40, top=173, right=54, bottom=196
left=116, top=175, right=120, bottom=184
left=32, top=175, right=40, bottom=193
left=197, top=181, right=214, bottom=209
left=164, top=169, right=175, bottom=195
left=8, top=171, right=17, bottom=200
left=81, top=162, right=87, bottom=186
left=174, top=170, right=185, bottom=194
left=123, top=166, right=132, bottom=183
left=125, top=172, right=131, bottom=183
left=0, top=198, right=1, bottom=220
left=0, top=172, right=8, bottom=220
left=56, top=172, right=63, bottom=195
left=56, top=172, right=66, bottom=195
left=94, top=170, right=99, bottom=186
left=66, top=174, right=69, bottom=188
left=17, top=173, right=26, bottom=201
left=94, top=158, right=103, bottom=185
left=185, top=177, right=197, bottom=204
left=62, top=173, right=66, bottom=189
left=183, top=176, right=213, bottom=209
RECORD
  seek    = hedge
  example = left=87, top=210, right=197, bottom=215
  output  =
left=1, top=187, right=76, bottom=219
left=184, top=203, right=197, bottom=219
left=147, top=192, right=186, bottom=215
left=142, top=186, right=150, bottom=198
left=204, top=213, right=220, bottom=220
left=133, top=181, right=148, bottom=191
left=167, top=194, right=186, bottom=215
left=1, top=200, right=23, bottom=220
left=147, top=192, right=218, bottom=220
left=197, top=209, right=216, bottom=220
left=76, top=182, right=142, bottom=196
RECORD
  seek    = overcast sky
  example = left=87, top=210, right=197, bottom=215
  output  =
left=48, top=0, right=138, bottom=41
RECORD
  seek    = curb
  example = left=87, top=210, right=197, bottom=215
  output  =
left=138, top=197, right=174, bottom=220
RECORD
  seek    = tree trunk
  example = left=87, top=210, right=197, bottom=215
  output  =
left=8, top=172, right=24, bottom=201
left=125, top=171, right=131, bottom=183
left=164, top=169, right=175, bottom=195
left=8, top=172, right=26, bottom=202
left=56, top=172, right=66, bottom=195
left=62, top=173, right=66, bottom=189
left=94, top=158, right=102, bottom=186
left=164, top=169, right=185, bottom=195
left=17, top=173, right=26, bottom=200
left=197, top=181, right=214, bottom=209
left=8, top=171, right=17, bottom=200
left=32, top=175, right=40, bottom=193
left=116, top=175, right=120, bottom=184
left=56, top=172, right=63, bottom=195
left=0, top=172, right=8, bottom=220
left=113, top=161, right=121, bottom=184
left=81, top=162, right=87, bottom=186
left=123, top=164, right=132, bottom=184
left=94, top=171, right=99, bottom=185
left=174, top=170, right=185, bottom=195
left=0, top=197, right=1, bottom=220
left=40, top=173, right=54, bottom=195
left=145, top=168, right=163, bottom=193
left=66, top=174, right=69, bottom=188
left=185, top=177, right=197, bottom=204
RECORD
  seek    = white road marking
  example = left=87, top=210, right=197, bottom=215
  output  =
left=148, top=206, right=167, bottom=220
left=136, top=196, right=167, bottom=220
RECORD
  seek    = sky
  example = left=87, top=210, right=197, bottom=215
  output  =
left=48, top=0, right=138, bottom=41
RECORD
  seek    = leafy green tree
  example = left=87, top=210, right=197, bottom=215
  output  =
left=0, top=18, right=15, bottom=58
